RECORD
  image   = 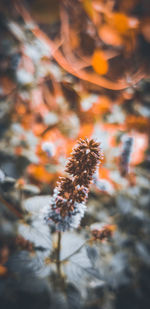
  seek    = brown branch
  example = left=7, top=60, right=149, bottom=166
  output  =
left=0, top=195, right=23, bottom=219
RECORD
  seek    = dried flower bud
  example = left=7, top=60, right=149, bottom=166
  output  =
left=16, top=235, right=33, bottom=251
left=66, top=138, right=101, bottom=185
left=45, top=138, right=102, bottom=231
left=91, top=224, right=116, bottom=241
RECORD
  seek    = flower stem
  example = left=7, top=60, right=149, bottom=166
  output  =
left=56, top=231, right=62, bottom=276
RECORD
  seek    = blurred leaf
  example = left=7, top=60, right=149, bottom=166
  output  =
left=7, top=250, right=51, bottom=280
left=110, top=13, right=129, bottom=34
left=18, top=219, right=52, bottom=255
left=22, top=195, right=51, bottom=213
left=66, top=283, right=82, bottom=309
left=60, top=232, right=101, bottom=283
left=99, top=24, right=122, bottom=46
left=86, top=245, right=98, bottom=266
left=0, top=176, right=16, bottom=191
left=92, top=50, right=108, bottom=75
left=20, top=184, right=40, bottom=194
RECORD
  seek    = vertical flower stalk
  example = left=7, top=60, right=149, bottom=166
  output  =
left=45, top=138, right=102, bottom=231
left=119, top=136, right=133, bottom=177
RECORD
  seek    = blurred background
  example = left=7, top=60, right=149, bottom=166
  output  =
left=0, top=0, right=150, bottom=308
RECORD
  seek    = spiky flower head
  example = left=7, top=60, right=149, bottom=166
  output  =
left=45, top=138, right=102, bottom=231
left=66, top=138, right=101, bottom=186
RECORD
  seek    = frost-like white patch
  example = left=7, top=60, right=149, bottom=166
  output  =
left=24, top=43, right=42, bottom=63
left=81, top=94, right=98, bottom=111
left=90, top=222, right=110, bottom=231
left=134, top=104, right=150, bottom=117
left=45, top=188, right=87, bottom=231
left=110, top=170, right=128, bottom=186
left=92, top=124, right=109, bottom=151
left=23, top=131, right=38, bottom=148
left=8, top=22, right=26, bottom=41
left=46, top=202, right=86, bottom=232
left=24, top=21, right=36, bottom=30
left=11, top=123, right=24, bottom=134
left=16, top=69, right=34, bottom=85
left=95, top=179, right=114, bottom=194
left=0, top=169, right=5, bottom=183
left=107, top=105, right=125, bottom=124
left=22, top=149, right=39, bottom=164
left=61, top=113, right=80, bottom=138
left=56, top=96, right=65, bottom=105
left=49, top=63, right=62, bottom=82
left=24, top=39, right=51, bottom=64
left=43, top=112, right=58, bottom=125
left=23, top=195, right=51, bottom=214
left=22, top=184, right=40, bottom=194
left=42, top=141, right=56, bottom=157
left=19, top=91, right=30, bottom=100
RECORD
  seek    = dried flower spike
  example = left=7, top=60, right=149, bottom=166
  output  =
left=91, top=224, right=116, bottom=241
left=45, top=138, right=102, bottom=231
left=119, top=136, right=133, bottom=177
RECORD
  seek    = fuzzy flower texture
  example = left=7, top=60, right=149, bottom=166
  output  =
left=45, top=138, right=102, bottom=231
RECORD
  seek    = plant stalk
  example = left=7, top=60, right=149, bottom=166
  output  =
left=0, top=195, right=23, bottom=219
left=56, top=231, right=61, bottom=276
